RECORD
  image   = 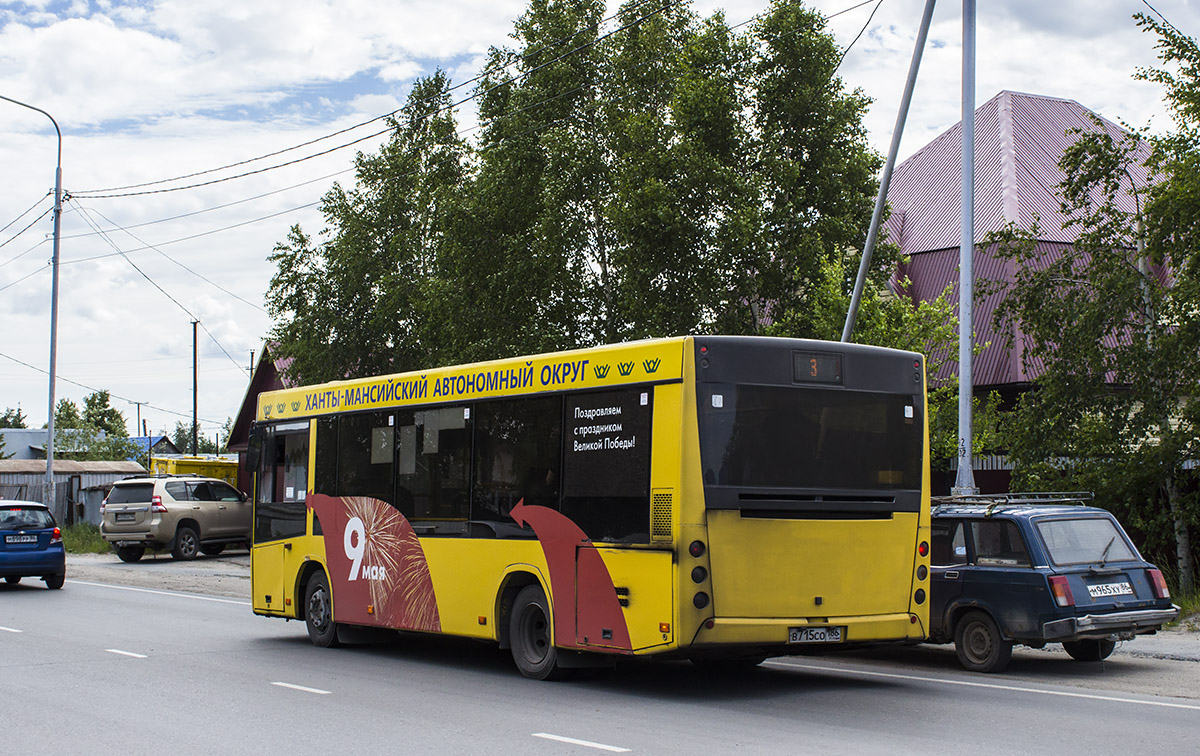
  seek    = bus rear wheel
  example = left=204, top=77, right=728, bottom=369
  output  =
left=510, top=585, right=567, bottom=680
left=305, top=572, right=341, bottom=648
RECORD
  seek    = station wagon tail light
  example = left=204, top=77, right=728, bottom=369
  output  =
left=1147, top=568, right=1171, bottom=600
left=1049, top=576, right=1074, bottom=607
left=50, top=527, right=62, bottom=545
left=151, top=495, right=167, bottom=513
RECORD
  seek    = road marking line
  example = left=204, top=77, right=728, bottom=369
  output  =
left=767, top=659, right=1200, bottom=711
left=68, top=580, right=249, bottom=606
left=271, top=682, right=331, bottom=695
left=106, top=649, right=148, bottom=659
left=0, top=626, right=22, bottom=633
left=532, top=733, right=631, bottom=752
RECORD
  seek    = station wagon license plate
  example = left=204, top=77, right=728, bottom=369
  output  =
left=788, top=626, right=844, bottom=644
left=115, top=513, right=136, bottom=522
left=5, top=534, right=37, bottom=544
left=1087, top=581, right=1134, bottom=598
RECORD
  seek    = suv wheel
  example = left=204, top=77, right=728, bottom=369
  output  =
left=172, top=526, right=200, bottom=561
left=954, top=610, right=1013, bottom=673
left=200, top=544, right=225, bottom=557
left=116, top=545, right=145, bottom=563
left=1062, top=639, right=1116, bottom=661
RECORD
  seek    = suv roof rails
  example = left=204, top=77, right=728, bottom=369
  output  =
left=933, top=491, right=1093, bottom=514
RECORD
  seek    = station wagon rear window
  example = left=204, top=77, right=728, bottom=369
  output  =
left=1036, top=517, right=1136, bottom=566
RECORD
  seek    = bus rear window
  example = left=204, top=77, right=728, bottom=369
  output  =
left=698, top=384, right=921, bottom=491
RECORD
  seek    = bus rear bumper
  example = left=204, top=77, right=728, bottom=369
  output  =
left=688, top=613, right=927, bottom=648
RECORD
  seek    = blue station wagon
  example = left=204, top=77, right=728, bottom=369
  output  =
left=929, top=493, right=1178, bottom=673
left=0, top=500, right=66, bottom=589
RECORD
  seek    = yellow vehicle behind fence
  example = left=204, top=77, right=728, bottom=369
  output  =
left=150, top=455, right=240, bottom=487
left=248, top=335, right=931, bottom=678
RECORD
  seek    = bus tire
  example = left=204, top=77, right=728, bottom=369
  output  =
left=305, top=571, right=341, bottom=648
left=954, top=610, right=1012, bottom=673
left=510, top=584, right=567, bottom=680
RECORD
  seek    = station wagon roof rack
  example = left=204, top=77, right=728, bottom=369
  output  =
left=932, top=491, right=1093, bottom=516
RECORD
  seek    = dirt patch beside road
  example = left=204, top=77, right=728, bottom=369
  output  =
left=66, top=551, right=251, bottom=600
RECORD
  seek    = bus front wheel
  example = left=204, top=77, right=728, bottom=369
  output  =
left=510, top=585, right=567, bottom=680
left=305, top=572, right=341, bottom=648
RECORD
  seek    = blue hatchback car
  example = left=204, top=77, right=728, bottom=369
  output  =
left=929, top=493, right=1179, bottom=673
left=0, top=500, right=66, bottom=589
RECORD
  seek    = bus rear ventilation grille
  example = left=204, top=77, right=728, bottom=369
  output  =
left=651, top=492, right=673, bottom=541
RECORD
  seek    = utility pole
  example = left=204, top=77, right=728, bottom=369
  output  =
left=134, top=401, right=148, bottom=469
left=192, top=320, right=199, bottom=456
left=952, top=0, right=980, bottom=496
left=1, top=95, right=63, bottom=513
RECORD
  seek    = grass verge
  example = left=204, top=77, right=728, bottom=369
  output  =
left=61, top=523, right=112, bottom=554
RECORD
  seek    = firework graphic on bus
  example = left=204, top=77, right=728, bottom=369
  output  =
left=310, top=493, right=441, bottom=632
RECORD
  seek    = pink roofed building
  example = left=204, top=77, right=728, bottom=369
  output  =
left=882, top=91, right=1152, bottom=491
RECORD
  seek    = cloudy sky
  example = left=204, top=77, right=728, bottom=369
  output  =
left=1, top=0, right=1196, bottom=441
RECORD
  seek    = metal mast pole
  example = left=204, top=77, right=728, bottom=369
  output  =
left=192, top=320, right=199, bottom=455
left=843, top=0, right=937, bottom=342
left=952, top=0, right=979, bottom=495
left=1, top=94, right=62, bottom=512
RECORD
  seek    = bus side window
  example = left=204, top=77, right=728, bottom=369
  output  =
left=471, top=396, right=560, bottom=536
left=254, top=425, right=308, bottom=544
left=396, top=407, right=472, bottom=535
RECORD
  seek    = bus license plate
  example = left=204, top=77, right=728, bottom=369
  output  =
left=1087, top=582, right=1133, bottom=598
left=788, top=626, right=844, bottom=644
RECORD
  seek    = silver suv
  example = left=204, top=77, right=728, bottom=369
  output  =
left=100, top=475, right=250, bottom=562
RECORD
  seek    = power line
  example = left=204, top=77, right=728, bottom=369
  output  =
left=0, top=264, right=45, bottom=293
left=80, top=204, right=266, bottom=313
left=0, top=349, right=224, bottom=426
left=71, top=0, right=688, bottom=200
left=0, top=191, right=51, bottom=237
left=70, top=0, right=668, bottom=197
left=71, top=204, right=251, bottom=377
left=0, top=205, right=53, bottom=257
left=54, top=0, right=884, bottom=266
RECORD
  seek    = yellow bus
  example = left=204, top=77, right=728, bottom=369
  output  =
left=248, top=335, right=930, bottom=678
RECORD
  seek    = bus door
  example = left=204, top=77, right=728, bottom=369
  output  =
left=250, top=421, right=310, bottom=614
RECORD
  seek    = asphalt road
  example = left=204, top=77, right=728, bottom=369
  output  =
left=2, top=573, right=1198, bottom=756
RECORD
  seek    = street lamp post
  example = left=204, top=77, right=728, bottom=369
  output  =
left=1, top=94, right=63, bottom=514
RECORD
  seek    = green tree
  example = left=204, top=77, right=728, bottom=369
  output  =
left=989, top=15, right=1200, bottom=594
left=83, top=390, right=128, bottom=437
left=170, top=421, right=220, bottom=455
left=1, top=406, right=27, bottom=428
left=52, top=398, right=83, bottom=429
left=266, top=70, right=470, bottom=385
left=53, top=424, right=141, bottom=462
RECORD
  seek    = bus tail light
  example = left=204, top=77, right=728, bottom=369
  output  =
left=1147, top=568, right=1171, bottom=599
left=918, top=541, right=929, bottom=558
left=1049, top=576, right=1074, bottom=607
left=688, top=540, right=706, bottom=558
left=50, top=527, right=62, bottom=545
left=151, top=495, right=167, bottom=513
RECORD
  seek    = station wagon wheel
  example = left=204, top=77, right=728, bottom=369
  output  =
left=954, top=610, right=1013, bottom=673
left=509, top=585, right=568, bottom=680
left=116, top=545, right=145, bottom=563
left=1062, top=639, right=1116, bottom=661
left=305, top=572, right=341, bottom=648
left=171, top=526, right=200, bottom=561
